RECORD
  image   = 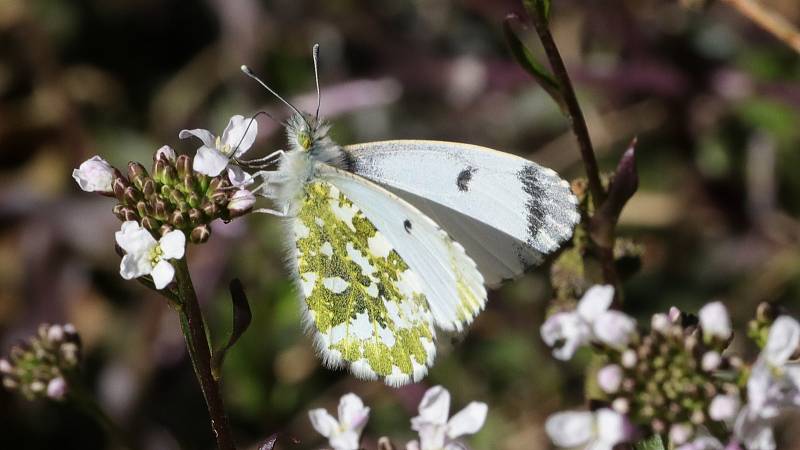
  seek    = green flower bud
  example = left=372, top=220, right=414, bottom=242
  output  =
left=127, top=162, right=149, bottom=189
left=176, top=154, right=192, bottom=179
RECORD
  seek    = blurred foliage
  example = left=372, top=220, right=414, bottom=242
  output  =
left=1, top=0, right=800, bottom=449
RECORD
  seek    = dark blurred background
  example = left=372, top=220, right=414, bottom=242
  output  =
left=1, top=0, right=799, bottom=449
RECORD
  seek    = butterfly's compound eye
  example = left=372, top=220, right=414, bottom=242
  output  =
left=297, top=131, right=312, bottom=151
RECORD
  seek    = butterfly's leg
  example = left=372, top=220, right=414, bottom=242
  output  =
left=252, top=203, right=290, bottom=217
left=248, top=170, right=288, bottom=198
left=234, top=150, right=284, bottom=169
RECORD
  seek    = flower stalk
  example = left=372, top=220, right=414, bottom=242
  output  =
left=172, top=257, right=236, bottom=450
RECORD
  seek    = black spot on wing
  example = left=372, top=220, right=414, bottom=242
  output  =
left=518, top=164, right=549, bottom=249
left=456, top=167, right=477, bottom=192
left=403, top=219, right=412, bottom=233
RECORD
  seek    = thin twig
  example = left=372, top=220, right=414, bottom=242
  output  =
left=173, top=258, right=237, bottom=450
left=722, top=0, right=800, bottom=54
left=527, top=9, right=606, bottom=208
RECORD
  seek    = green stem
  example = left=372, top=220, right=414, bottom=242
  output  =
left=172, top=258, right=237, bottom=450
left=68, top=380, right=137, bottom=450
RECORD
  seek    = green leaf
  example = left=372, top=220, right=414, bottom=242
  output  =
left=634, top=435, right=666, bottom=450
left=503, top=14, right=567, bottom=113
left=211, top=278, right=253, bottom=380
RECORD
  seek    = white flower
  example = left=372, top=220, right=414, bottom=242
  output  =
left=669, top=423, right=693, bottom=445
left=155, top=145, right=176, bottom=162
left=541, top=285, right=637, bottom=359
left=407, top=385, right=487, bottom=450
left=593, top=311, right=637, bottom=349
left=115, top=221, right=185, bottom=289
left=179, top=115, right=257, bottom=181
left=227, top=189, right=256, bottom=217
left=309, top=393, right=370, bottom=450
left=597, top=364, right=623, bottom=394
left=545, top=408, right=629, bottom=450
left=734, top=316, right=800, bottom=450
left=72, top=156, right=115, bottom=193
left=699, top=302, right=732, bottom=341
left=46, top=377, right=68, bottom=401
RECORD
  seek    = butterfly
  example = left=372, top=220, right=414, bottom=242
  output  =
left=240, top=45, right=579, bottom=386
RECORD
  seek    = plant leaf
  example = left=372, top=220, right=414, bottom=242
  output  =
left=634, top=434, right=666, bottom=450
left=211, top=278, right=253, bottom=380
left=503, top=14, right=567, bottom=113
left=524, top=0, right=551, bottom=21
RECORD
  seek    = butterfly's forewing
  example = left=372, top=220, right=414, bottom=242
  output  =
left=344, top=140, right=580, bottom=286
left=316, top=163, right=487, bottom=333
left=290, top=179, right=436, bottom=386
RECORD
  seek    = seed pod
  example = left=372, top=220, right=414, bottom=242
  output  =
left=190, top=224, right=211, bottom=244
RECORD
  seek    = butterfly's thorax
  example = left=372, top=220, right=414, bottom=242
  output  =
left=276, top=114, right=348, bottom=213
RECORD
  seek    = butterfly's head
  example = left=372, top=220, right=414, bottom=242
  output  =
left=286, top=112, right=332, bottom=154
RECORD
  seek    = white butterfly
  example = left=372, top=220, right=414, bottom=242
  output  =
left=239, top=46, right=579, bottom=386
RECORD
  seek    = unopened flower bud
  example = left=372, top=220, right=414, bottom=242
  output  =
left=112, top=172, right=129, bottom=200
left=154, top=145, right=176, bottom=163
left=228, top=189, right=255, bottom=218
left=690, top=410, right=705, bottom=425
left=153, top=199, right=169, bottom=220
left=60, top=342, right=80, bottom=366
left=169, top=189, right=185, bottom=206
left=176, top=154, right=192, bottom=179
left=188, top=209, right=203, bottom=226
left=669, top=307, right=682, bottom=323
left=183, top=174, right=197, bottom=193
left=187, top=192, right=201, bottom=208
left=124, top=186, right=141, bottom=205
left=190, top=224, right=211, bottom=244
left=30, top=380, right=45, bottom=393
left=598, top=364, right=623, bottom=394
left=164, top=165, right=178, bottom=186
left=756, top=302, right=777, bottom=323
left=170, top=210, right=187, bottom=228
left=46, top=377, right=68, bottom=401
left=143, top=178, right=156, bottom=197
left=141, top=216, right=160, bottom=231
left=202, top=202, right=219, bottom=218
left=136, top=201, right=151, bottom=218
left=113, top=205, right=139, bottom=222
left=701, top=351, right=721, bottom=372
left=127, top=162, right=149, bottom=189
left=159, top=224, right=174, bottom=236
left=210, top=189, right=229, bottom=205
left=612, top=397, right=630, bottom=414
left=47, top=325, right=64, bottom=343
left=3, top=377, right=17, bottom=389
left=208, top=176, right=226, bottom=193
left=73, top=156, right=115, bottom=194
left=0, top=359, right=12, bottom=374
left=622, top=349, right=638, bottom=368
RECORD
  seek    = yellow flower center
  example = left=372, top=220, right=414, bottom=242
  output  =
left=149, top=245, right=164, bottom=266
left=215, top=136, right=234, bottom=156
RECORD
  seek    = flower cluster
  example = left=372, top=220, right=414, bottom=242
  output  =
left=1, top=324, right=81, bottom=401
left=309, top=386, right=487, bottom=450
left=72, top=115, right=259, bottom=289
left=541, top=285, right=800, bottom=450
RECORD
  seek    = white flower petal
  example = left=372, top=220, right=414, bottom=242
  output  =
left=338, top=393, right=370, bottom=433
left=329, top=430, right=360, bottom=450
left=151, top=260, right=175, bottom=289
left=545, top=411, right=594, bottom=447
left=764, top=316, right=800, bottom=367
left=119, top=254, right=151, bottom=280
left=593, top=311, right=637, bottom=349
left=115, top=221, right=157, bottom=255
left=155, top=145, right=176, bottom=162
left=541, top=312, right=591, bottom=361
left=221, top=115, right=258, bottom=157
left=159, top=230, right=186, bottom=260
left=193, top=146, right=231, bottom=177
left=595, top=408, right=628, bottom=445
left=309, top=408, right=338, bottom=438
left=734, top=408, right=776, bottom=450
left=709, top=394, right=740, bottom=422
left=414, top=422, right=446, bottom=450
left=73, top=155, right=115, bottom=193
left=227, top=165, right=253, bottom=187
left=577, top=285, right=614, bottom=322
left=179, top=128, right=215, bottom=148
left=446, top=401, right=487, bottom=439
left=699, top=302, right=732, bottom=341
left=416, top=386, right=451, bottom=425
left=405, top=440, right=421, bottom=450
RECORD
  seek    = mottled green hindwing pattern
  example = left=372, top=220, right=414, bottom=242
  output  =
left=293, top=181, right=436, bottom=386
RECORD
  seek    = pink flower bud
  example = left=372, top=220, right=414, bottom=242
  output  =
left=46, top=377, right=68, bottom=401
left=155, top=145, right=176, bottom=163
left=597, top=365, right=623, bottom=394
left=228, top=189, right=256, bottom=217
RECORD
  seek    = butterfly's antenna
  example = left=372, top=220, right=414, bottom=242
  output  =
left=240, top=65, right=310, bottom=128
left=231, top=110, right=284, bottom=155
left=312, top=43, right=322, bottom=125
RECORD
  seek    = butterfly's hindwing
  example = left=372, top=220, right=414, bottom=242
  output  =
left=292, top=180, right=436, bottom=386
